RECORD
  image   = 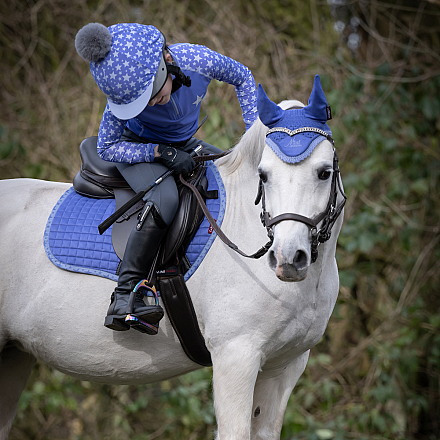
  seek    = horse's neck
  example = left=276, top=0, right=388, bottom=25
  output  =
left=219, top=161, right=260, bottom=230
left=220, top=161, right=257, bottom=203
left=216, top=157, right=267, bottom=247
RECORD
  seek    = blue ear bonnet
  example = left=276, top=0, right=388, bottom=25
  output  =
left=258, top=75, right=333, bottom=164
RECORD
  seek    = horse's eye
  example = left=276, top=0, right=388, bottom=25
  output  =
left=259, top=171, right=268, bottom=183
left=318, top=169, right=332, bottom=180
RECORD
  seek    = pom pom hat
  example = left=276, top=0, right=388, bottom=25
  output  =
left=258, top=75, right=332, bottom=164
left=75, top=22, right=168, bottom=120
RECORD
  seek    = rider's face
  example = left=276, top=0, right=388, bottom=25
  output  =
left=148, top=74, right=173, bottom=107
left=148, top=53, right=174, bottom=107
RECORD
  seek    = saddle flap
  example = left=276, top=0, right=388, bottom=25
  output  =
left=159, top=165, right=209, bottom=268
left=111, top=165, right=214, bottom=266
left=112, top=188, right=145, bottom=261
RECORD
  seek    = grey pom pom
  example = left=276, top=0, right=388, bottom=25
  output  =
left=75, top=23, right=112, bottom=62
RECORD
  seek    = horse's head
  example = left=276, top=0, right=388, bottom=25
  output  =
left=257, top=76, right=345, bottom=282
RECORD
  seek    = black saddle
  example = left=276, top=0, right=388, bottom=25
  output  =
left=73, top=136, right=213, bottom=268
left=73, top=136, right=214, bottom=366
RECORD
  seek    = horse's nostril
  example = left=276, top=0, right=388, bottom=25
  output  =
left=292, top=250, right=307, bottom=269
left=268, top=249, right=277, bottom=269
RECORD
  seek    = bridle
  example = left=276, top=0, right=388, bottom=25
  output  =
left=179, top=127, right=346, bottom=263
left=255, top=127, right=347, bottom=263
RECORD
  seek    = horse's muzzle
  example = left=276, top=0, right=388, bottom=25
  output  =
left=268, top=248, right=309, bottom=282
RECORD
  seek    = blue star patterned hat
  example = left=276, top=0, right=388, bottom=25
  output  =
left=75, top=23, right=168, bottom=120
left=258, top=75, right=333, bottom=163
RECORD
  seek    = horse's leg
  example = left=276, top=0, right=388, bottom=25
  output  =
left=0, top=344, right=36, bottom=440
left=250, top=351, right=310, bottom=440
left=212, top=336, right=262, bottom=440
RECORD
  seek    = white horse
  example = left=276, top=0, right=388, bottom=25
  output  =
left=0, top=79, right=345, bottom=440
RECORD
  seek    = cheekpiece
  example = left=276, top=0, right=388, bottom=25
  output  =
left=258, top=75, right=333, bottom=164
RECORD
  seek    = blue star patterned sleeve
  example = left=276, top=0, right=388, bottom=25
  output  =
left=172, top=44, right=258, bottom=130
left=96, top=105, right=156, bottom=163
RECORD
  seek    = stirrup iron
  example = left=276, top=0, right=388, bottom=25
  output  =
left=125, top=279, right=162, bottom=335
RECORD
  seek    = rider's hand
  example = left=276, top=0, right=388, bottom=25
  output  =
left=156, top=144, right=196, bottom=175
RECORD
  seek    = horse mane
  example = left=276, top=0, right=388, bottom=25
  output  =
left=218, top=99, right=305, bottom=175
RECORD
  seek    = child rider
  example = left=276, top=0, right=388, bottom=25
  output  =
left=75, top=22, right=258, bottom=334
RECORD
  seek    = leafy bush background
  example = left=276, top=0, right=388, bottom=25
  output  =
left=1, top=0, right=439, bottom=439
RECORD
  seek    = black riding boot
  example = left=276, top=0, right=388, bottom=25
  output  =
left=104, top=202, right=167, bottom=334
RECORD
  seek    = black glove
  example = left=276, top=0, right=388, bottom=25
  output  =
left=156, top=144, right=196, bottom=175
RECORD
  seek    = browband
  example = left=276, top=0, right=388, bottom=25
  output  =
left=266, top=126, right=335, bottom=146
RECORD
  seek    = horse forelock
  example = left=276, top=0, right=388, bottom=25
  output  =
left=278, top=99, right=305, bottom=111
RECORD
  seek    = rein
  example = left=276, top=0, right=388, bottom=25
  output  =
left=187, top=128, right=346, bottom=263
left=181, top=150, right=274, bottom=259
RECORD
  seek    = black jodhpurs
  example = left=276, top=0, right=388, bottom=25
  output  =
left=116, top=132, right=222, bottom=226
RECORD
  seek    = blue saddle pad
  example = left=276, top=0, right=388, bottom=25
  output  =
left=44, top=162, right=226, bottom=283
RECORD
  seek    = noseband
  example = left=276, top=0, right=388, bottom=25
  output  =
left=255, top=127, right=347, bottom=263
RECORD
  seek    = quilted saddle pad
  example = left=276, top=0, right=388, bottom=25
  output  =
left=44, top=162, right=226, bottom=283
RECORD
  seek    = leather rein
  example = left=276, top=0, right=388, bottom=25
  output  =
left=185, top=128, right=346, bottom=263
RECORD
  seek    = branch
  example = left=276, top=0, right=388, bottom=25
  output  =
left=381, top=195, right=440, bottom=233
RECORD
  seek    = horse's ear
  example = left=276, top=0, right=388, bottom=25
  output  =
left=257, top=83, right=284, bottom=128
left=303, top=75, right=330, bottom=122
